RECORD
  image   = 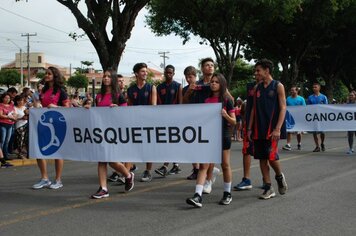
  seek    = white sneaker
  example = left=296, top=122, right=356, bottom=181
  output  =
left=203, top=180, right=212, bottom=194
left=49, top=181, right=63, bottom=189
left=212, top=167, right=220, bottom=184
left=32, top=179, right=51, bottom=189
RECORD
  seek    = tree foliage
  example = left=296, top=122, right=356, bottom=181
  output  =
left=0, top=69, right=21, bottom=88
left=56, top=0, right=149, bottom=71
left=67, top=73, right=89, bottom=92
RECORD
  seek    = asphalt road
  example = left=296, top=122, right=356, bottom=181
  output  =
left=0, top=132, right=355, bottom=236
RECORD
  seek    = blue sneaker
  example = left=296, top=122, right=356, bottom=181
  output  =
left=234, top=178, right=252, bottom=190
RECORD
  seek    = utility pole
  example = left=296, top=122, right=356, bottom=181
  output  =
left=21, top=33, right=37, bottom=87
left=158, top=51, right=169, bottom=70
left=7, top=39, right=24, bottom=87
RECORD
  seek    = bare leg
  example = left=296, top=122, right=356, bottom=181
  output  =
left=37, top=159, right=48, bottom=179
left=259, top=159, right=270, bottom=184
left=98, top=162, right=108, bottom=189
left=243, top=154, right=251, bottom=178
left=313, top=133, right=319, bottom=147
left=54, top=159, right=64, bottom=181
left=221, top=150, right=232, bottom=183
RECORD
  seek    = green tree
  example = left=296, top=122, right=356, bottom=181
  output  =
left=67, top=73, right=89, bottom=93
left=147, top=0, right=256, bottom=86
left=16, top=0, right=149, bottom=71
left=0, top=69, right=21, bottom=88
left=147, top=0, right=301, bottom=86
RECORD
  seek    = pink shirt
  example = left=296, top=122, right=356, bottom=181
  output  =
left=96, top=93, right=127, bottom=107
left=0, top=103, right=16, bottom=125
left=40, top=88, right=69, bottom=108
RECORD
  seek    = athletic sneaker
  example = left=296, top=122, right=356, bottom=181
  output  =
left=186, top=193, right=203, bottom=208
left=32, top=179, right=51, bottom=189
left=130, top=164, right=138, bottom=172
left=155, top=165, right=168, bottom=177
left=49, top=180, right=63, bottom=189
left=168, top=164, right=182, bottom=175
left=140, top=170, right=152, bottom=182
left=212, top=167, right=220, bottom=183
left=321, top=143, right=325, bottom=152
left=117, top=176, right=125, bottom=184
left=219, top=191, right=232, bottom=205
left=203, top=180, right=212, bottom=194
left=259, top=186, right=276, bottom=200
left=234, top=178, right=252, bottom=190
left=313, top=146, right=321, bottom=152
left=125, top=172, right=134, bottom=192
left=108, top=172, right=120, bottom=182
left=275, top=173, right=288, bottom=195
left=297, top=144, right=302, bottom=150
left=282, top=144, right=292, bottom=151
left=187, top=168, right=199, bottom=180
left=91, top=187, right=109, bottom=199
left=347, top=149, right=354, bottom=154
left=1, top=162, right=13, bottom=168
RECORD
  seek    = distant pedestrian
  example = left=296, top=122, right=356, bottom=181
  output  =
left=346, top=91, right=356, bottom=155
left=307, top=82, right=328, bottom=152
left=282, top=86, right=306, bottom=151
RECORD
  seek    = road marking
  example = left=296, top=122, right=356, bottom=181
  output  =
left=0, top=145, right=346, bottom=228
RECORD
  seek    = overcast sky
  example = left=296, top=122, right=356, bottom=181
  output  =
left=0, top=0, right=214, bottom=83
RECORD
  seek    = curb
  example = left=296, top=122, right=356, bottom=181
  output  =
left=8, top=159, right=55, bottom=167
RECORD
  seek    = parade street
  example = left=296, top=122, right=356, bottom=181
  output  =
left=0, top=132, right=355, bottom=236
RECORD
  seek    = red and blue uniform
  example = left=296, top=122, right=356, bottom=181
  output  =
left=252, top=80, right=286, bottom=160
left=157, top=81, right=180, bottom=105
left=205, top=96, right=235, bottom=150
left=242, top=81, right=256, bottom=156
left=127, top=83, right=153, bottom=105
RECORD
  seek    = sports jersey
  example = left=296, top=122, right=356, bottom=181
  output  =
left=252, top=80, right=286, bottom=140
left=286, top=96, right=306, bottom=106
left=157, top=80, right=181, bottom=105
left=245, top=81, right=256, bottom=128
left=127, top=83, right=153, bottom=106
left=95, top=93, right=127, bottom=107
left=40, top=87, right=69, bottom=108
left=307, top=93, right=328, bottom=105
left=193, top=80, right=211, bottom=104
left=205, top=96, right=235, bottom=137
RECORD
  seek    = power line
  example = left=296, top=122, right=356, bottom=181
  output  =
left=0, top=6, right=69, bottom=35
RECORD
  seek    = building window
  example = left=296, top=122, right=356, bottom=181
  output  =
left=38, top=56, right=42, bottom=63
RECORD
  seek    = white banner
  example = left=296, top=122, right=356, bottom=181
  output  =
left=29, top=104, right=222, bottom=163
left=286, top=104, right=356, bottom=132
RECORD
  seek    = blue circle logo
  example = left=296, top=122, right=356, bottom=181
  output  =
left=37, top=111, right=67, bottom=155
left=285, top=110, right=295, bottom=129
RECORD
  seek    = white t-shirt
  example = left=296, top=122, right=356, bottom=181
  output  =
left=15, top=106, right=28, bottom=129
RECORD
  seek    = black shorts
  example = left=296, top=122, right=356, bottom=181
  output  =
left=253, top=139, right=279, bottom=161
left=223, top=136, right=231, bottom=150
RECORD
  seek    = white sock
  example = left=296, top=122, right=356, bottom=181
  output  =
left=195, top=184, right=204, bottom=196
left=126, top=173, right=131, bottom=179
left=224, top=182, right=232, bottom=193
left=102, top=187, right=108, bottom=191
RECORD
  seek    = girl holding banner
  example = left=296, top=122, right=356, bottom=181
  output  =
left=186, top=73, right=236, bottom=207
left=87, top=69, right=134, bottom=199
left=32, top=67, right=70, bottom=190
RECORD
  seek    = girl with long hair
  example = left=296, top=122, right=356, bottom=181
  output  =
left=186, top=73, right=236, bottom=207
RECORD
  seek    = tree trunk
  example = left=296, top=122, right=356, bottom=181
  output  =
left=57, top=0, right=149, bottom=72
left=324, top=76, right=335, bottom=102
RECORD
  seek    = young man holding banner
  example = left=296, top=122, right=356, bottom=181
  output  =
left=283, top=86, right=306, bottom=151
left=248, top=59, right=288, bottom=200
left=307, top=82, right=328, bottom=152
left=127, top=63, right=157, bottom=182
left=154, top=65, right=183, bottom=176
